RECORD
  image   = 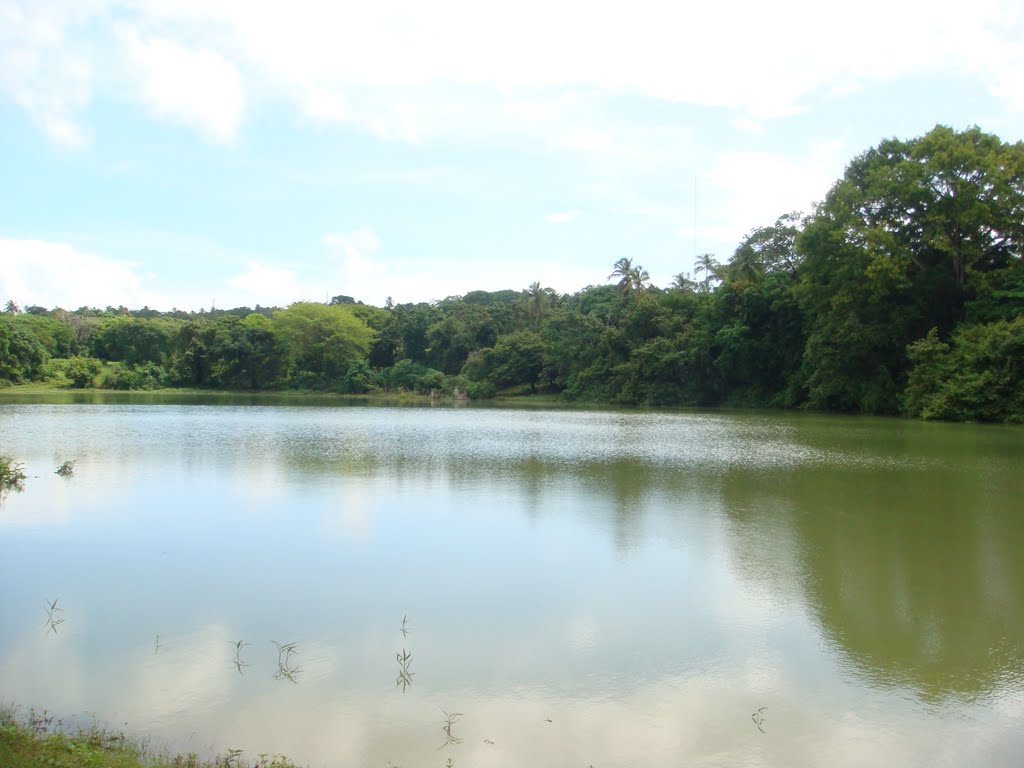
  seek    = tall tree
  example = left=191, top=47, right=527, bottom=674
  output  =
left=734, top=213, right=803, bottom=276
left=629, top=264, right=651, bottom=293
left=694, top=253, right=721, bottom=292
left=670, top=272, right=699, bottom=292
left=608, top=258, right=651, bottom=294
left=727, top=243, right=764, bottom=284
left=608, top=258, right=636, bottom=293
left=797, top=125, right=1024, bottom=413
left=525, top=281, right=550, bottom=323
left=273, top=302, right=375, bottom=388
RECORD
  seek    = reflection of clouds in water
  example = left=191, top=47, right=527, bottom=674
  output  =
left=565, top=615, right=599, bottom=653
left=1, top=404, right=1022, bottom=766
left=2, top=613, right=1022, bottom=767
left=128, top=626, right=235, bottom=724
left=0, top=467, right=96, bottom=528
left=227, top=458, right=290, bottom=503
left=0, top=625, right=90, bottom=710
left=318, top=479, right=376, bottom=542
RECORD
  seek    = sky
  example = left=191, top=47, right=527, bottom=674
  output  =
left=2, top=0, right=1023, bottom=312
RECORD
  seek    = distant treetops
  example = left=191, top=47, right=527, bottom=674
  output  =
left=2, top=126, right=1022, bottom=421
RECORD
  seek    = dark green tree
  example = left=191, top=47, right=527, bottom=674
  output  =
left=797, top=125, right=1024, bottom=413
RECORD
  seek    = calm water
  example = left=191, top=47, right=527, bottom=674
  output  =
left=1, top=400, right=1022, bottom=767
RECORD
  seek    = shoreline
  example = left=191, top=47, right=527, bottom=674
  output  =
left=0, top=382, right=566, bottom=407
left=0, top=704, right=303, bottom=768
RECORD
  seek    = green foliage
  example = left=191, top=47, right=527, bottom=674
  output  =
left=9, top=314, right=77, bottom=357
left=797, top=125, right=1024, bottom=414
left=383, top=359, right=447, bottom=394
left=208, top=315, right=283, bottom=390
left=64, top=357, right=103, bottom=388
left=340, top=360, right=379, bottom=394
left=100, top=362, right=168, bottom=391
left=91, top=317, right=179, bottom=366
left=0, top=315, right=49, bottom=383
left=273, top=303, right=374, bottom=389
left=391, top=303, right=439, bottom=364
left=481, top=331, right=546, bottom=391
left=0, top=707, right=301, bottom=768
left=903, top=328, right=952, bottom=418
left=167, top=319, right=216, bottom=387
left=905, top=317, right=1024, bottom=422
left=0, top=126, right=1019, bottom=420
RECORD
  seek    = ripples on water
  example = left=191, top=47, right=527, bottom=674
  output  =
left=0, top=402, right=1022, bottom=767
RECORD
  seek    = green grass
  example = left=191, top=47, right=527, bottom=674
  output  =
left=0, top=708, right=300, bottom=768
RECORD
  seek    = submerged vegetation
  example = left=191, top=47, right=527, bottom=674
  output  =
left=0, top=454, right=27, bottom=498
left=271, top=641, right=301, bottom=683
left=2, top=126, right=1022, bottom=422
left=44, top=598, right=65, bottom=636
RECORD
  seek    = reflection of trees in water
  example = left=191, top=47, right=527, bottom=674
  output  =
left=274, top=419, right=1024, bottom=700
left=721, top=462, right=1024, bottom=701
left=274, top=438, right=690, bottom=555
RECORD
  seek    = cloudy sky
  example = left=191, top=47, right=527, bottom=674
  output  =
left=2, top=0, right=1023, bottom=311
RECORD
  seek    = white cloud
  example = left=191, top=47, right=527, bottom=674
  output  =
left=322, top=228, right=383, bottom=279
left=544, top=211, right=581, bottom=224
left=5, top=0, right=1022, bottom=149
left=0, top=238, right=165, bottom=309
left=0, top=0, right=93, bottom=146
left=114, top=23, right=245, bottom=144
left=130, top=0, right=1024, bottom=122
left=227, top=261, right=301, bottom=306
left=330, top=253, right=601, bottom=308
left=733, top=118, right=763, bottom=135
left=700, top=146, right=842, bottom=252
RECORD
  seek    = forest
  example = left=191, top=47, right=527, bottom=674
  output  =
left=2, top=126, right=1022, bottom=422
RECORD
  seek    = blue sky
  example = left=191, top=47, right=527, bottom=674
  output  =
left=2, top=0, right=1023, bottom=311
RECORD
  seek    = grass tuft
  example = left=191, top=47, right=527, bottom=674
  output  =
left=0, top=706, right=303, bottom=768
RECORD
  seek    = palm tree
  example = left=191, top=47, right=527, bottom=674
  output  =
left=608, top=259, right=651, bottom=294
left=671, top=272, right=698, bottom=292
left=629, top=265, right=651, bottom=292
left=694, top=253, right=721, bottom=292
left=3, top=300, right=20, bottom=314
left=525, top=281, right=550, bottom=323
left=608, top=258, right=635, bottom=293
left=729, top=243, right=764, bottom=284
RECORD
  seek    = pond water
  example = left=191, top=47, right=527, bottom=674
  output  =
left=1, top=400, right=1022, bottom=767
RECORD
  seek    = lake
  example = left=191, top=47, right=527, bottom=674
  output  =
left=1, top=399, right=1022, bottom=767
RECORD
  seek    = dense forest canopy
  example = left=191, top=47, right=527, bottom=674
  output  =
left=3, top=126, right=1022, bottom=422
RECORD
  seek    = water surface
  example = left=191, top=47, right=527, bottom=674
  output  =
left=1, top=401, right=1021, bottom=767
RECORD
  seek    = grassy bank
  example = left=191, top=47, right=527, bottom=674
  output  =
left=0, top=707, right=300, bottom=768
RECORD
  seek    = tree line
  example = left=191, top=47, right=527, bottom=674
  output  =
left=2, top=125, right=1022, bottom=422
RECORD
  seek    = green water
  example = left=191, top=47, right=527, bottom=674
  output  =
left=0, top=399, right=1021, bottom=767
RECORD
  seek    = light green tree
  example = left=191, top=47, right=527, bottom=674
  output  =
left=273, top=302, right=375, bottom=388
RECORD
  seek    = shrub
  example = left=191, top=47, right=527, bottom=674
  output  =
left=65, top=356, right=103, bottom=388
left=100, top=362, right=167, bottom=390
